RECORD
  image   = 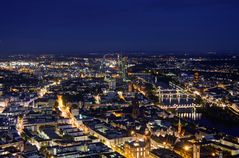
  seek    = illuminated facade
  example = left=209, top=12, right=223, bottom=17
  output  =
left=124, top=139, right=150, bottom=158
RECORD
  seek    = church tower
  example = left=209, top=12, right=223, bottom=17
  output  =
left=177, top=119, right=182, bottom=137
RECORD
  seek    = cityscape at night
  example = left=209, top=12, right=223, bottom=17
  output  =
left=0, top=1, right=239, bottom=158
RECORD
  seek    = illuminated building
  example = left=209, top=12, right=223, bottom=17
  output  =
left=124, top=139, right=150, bottom=158
left=128, top=82, right=134, bottom=92
left=84, top=119, right=132, bottom=147
left=94, top=95, right=101, bottom=104
left=175, top=119, right=186, bottom=138
left=108, top=78, right=116, bottom=90
left=193, top=143, right=200, bottom=158
left=0, top=83, right=3, bottom=96
left=125, top=128, right=151, bottom=158
left=118, top=55, right=128, bottom=81
left=0, top=130, right=24, bottom=156
left=0, top=99, right=8, bottom=113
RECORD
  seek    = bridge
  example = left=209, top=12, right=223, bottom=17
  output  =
left=158, top=103, right=201, bottom=110
left=157, top=87, right=191, bottom=102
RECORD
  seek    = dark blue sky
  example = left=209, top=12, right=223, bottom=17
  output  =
left=0, top=0, right=239, bottom=54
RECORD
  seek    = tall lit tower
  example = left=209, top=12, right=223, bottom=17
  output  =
left=118, top=54, right=128, bottom=81
left=122, top=57, right=127, bottom=80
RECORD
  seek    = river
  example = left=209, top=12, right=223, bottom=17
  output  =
left=178, top=111, right=239, bottom=137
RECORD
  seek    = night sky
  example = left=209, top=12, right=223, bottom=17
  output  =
left=0, top=0, right=239, bottom=54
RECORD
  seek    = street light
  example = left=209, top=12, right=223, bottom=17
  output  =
left=184, top=145, right=190, bottom=151
left=163, top=142, right=166, bottom=148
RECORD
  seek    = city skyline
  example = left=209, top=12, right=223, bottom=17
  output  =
left=0, top=1, right=239, bottom=158
left=0, top=54, right=239, bottom=158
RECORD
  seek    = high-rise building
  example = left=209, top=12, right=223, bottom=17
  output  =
left=118, top=55, right=128, bottom=81
left=108, top=79, right=116, bottom=90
